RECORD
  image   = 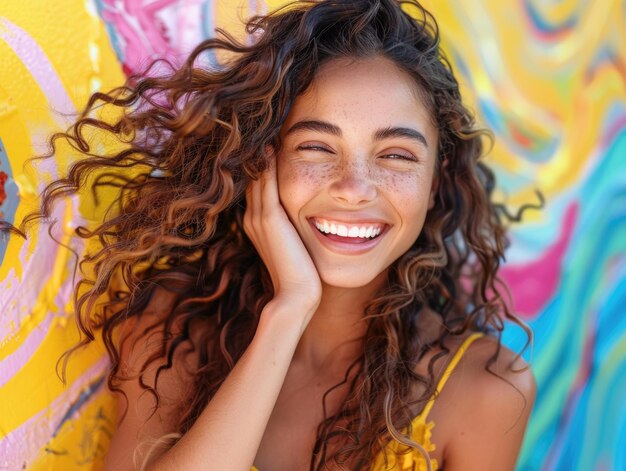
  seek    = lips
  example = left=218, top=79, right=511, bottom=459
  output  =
left=307, top=217, right=389, bottom=254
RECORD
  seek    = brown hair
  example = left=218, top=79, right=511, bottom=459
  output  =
left=4, top=0, right=538, bottom=469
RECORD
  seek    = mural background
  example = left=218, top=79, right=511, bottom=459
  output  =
left=1, top=0, right=624, bottom=470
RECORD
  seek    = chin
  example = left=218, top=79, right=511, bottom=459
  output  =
left=316, top=263, right=388, bottom=290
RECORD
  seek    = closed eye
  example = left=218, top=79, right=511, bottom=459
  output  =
left=380, top=153, right=418, bottom=162
left=297, top=145, right=333, bottom=153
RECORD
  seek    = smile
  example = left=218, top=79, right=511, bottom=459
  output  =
left=312, top=218, right=384, bottom=239
left=307, top=217, right=389, bottom=255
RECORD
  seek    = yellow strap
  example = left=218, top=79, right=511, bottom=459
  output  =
left=418, top=331, right=485, bottom=420
left=253, top=332, right=485, bottom=471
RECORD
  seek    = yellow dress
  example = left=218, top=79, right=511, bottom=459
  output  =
left=252, top=332, right=485, bottom=471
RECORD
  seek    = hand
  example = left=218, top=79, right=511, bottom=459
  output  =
left=243, top=153, right=322, bottom=322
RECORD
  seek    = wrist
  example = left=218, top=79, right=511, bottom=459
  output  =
left=258, top=297, right=318, bottom=337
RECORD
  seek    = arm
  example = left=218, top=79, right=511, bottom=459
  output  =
left=444, top=343, right=537, bottom=471
left=153, top=301, right=314, bottom=470
left=105, top=156, right=322, bottom=471
left=105, top=299, right=313, bottom=471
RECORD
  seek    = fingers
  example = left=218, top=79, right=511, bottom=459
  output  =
left=242, top=151, right=322, bottom=313
left=244, top=159, right=281, bottom=288
left=244, top=152, right=279, bottom=247
left=259, top=151, right=279, bottom=210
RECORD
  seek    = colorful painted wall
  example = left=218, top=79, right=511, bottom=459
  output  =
left=1, top=1, right=624, bottom=470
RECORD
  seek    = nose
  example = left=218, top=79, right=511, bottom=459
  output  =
left=328, top=159, right=377, bottom=206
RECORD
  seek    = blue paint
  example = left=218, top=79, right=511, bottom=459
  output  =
left=0, top=138, right=19, bottom=266
left=200, top=0, right=219, bottom=68
left=52, top=374, right=106, bottom=438
left=597, top=267, right=626, bottom=360
left=92, top=0, right=126, bottom=64
left=201, top=0, right=214, bottom=41
left=478, top=98, right=507, bottom=136
left=523, top=0, right=579, bottom=35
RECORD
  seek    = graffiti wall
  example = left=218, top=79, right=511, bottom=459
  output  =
left=0, top=0, right=624, bottom=470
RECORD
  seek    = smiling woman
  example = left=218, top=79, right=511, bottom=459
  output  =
left=3, top=1, right=536, bottom=470
left=277, top=57, right=438, bottom=288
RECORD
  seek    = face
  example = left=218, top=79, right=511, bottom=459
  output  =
left=276, top=56, right=439, bottom=289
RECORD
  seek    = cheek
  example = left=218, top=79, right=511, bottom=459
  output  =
left=376, top=170, right=432, bottom=213
left=277, top=161, right=334, bottom=213
left=284, top=163, right=333, bottom=187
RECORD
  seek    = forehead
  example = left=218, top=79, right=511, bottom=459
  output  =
left=282, top=56, right=437, bottom=142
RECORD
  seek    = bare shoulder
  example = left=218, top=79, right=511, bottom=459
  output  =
left=460, top=334, right=536, bottom=399
left=116, top=287, right=199, bottom=390
left=443, top=334, right=537, bottom=470
left=105, top=287, right=201, bottom=470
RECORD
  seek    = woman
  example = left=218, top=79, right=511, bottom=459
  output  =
left=10, top=0, right=536, bottom=469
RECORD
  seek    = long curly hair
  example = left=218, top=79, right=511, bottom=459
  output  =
left=5, top=0, right=537, bottom=469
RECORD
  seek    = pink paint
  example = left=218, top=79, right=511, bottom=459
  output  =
left=0, top=192, right=84, bottom=342
left=0, top=255, right=82, bottom=389
left=601, top=113, right=626, bottom=150
left=0, top=357, right=109, bottom=469
left=0, top=19, right=108, bottom=469
left=0, top=201, right=64, bottom=340
left=99, top=0, right=184, bottom=73
left=0, top=18, right=76, bottom=120
left=98, top=0, right=216, bottom=76
left=0, top=18, right=83, bottom=343
left=500, top=202, right=578, bottom=317
left=0, top=312, right=53, bottom=388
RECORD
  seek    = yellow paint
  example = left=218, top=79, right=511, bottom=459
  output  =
left=0, top=1, right=118, bottom=114
left=0, top=315, right=107, bottom=432
left=1, top=0, right=623, bottom=469
left=30, top=387, right=116, bottom=471
left=0, top=0, right=124, bottom=468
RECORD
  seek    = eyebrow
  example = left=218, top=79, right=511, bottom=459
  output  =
left=284, top=119, right=429, bottom=148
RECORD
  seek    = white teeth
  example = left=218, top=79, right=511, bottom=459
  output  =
left=313, top=219, right=384, bottom=239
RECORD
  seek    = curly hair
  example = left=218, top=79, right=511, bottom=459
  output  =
left=5, top=0, right=538, bottom=469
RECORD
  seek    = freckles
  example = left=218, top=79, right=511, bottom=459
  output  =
left=303, top=166, right=326, bottom=184
left=376, top=170, right=413, bottom=192
left=287, top=162, right=333, bottom=187
left=379, top=171, right=427, bottom=210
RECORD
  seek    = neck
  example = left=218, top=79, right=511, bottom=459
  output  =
left=291, top=271, right=387, bottom=378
